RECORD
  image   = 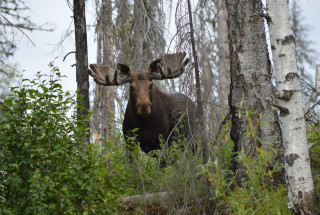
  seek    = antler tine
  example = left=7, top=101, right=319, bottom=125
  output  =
left=156, top=57, right=190, bottom=80
left=157, top=63, right=166, bottom=77
left=148, top=52, right=190, bottom=80
left=88, top=64, right=131, bottom=86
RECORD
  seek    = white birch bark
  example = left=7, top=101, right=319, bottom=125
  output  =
left=266, top=0, right=319, bottom=213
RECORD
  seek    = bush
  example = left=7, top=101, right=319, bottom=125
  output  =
left=200, top=147, right=290, bottom=215
left=199, top=108, right=291, bottom=215
left=0, top=63, right=125, bottom=214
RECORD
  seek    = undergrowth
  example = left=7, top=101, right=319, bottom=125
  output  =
left=1, top=63, right=319, bottom=214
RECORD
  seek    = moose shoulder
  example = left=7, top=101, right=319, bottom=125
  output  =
left=88, top=52, right=197, bottom=154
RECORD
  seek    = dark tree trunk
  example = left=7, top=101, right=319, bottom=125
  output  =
left=73, top=0, right=90, bottom=129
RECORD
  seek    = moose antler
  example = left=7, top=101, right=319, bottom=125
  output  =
left=87, top=64, right=131, bottom=86
left=149, top=52, right=189, bottom=80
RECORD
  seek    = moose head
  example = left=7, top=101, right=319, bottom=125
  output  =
left=88, top=52, right=189, bottom=116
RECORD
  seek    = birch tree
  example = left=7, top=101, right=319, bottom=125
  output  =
left=266, top=0, right=319, bottom=213
left=225, top=0, right=282, bottom=182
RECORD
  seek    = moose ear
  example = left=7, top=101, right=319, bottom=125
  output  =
left=117, top=63, right=131, bottom=76
left=149, top=52, right=188, bottom=75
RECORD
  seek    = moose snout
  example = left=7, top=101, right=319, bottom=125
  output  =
left=136, top=99, right=152, bottom=115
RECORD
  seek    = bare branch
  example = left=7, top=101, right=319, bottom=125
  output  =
left=0, top=13, right=36, bottom=47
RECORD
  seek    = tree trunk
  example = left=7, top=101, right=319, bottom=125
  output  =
left=225, top=0, right=282, bottom=182
left=187, top=1, right=215, bottom=213
left=92, top=0, right=115, bottom=143
left=216, top=0, right=230, bottom=109
left=133, top=0, right=145, bottom=71
left=73, top=0, right=90, bottom=129
left=115, top=0, right=131, bottom=65
left=198, top=0, right=216, bottom=134
left=266, top=0, right=319, bottom=213
left=187, top=0, right=207, bottom=165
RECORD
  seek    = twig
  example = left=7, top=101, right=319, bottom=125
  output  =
left=0, top=59, right=19, bottom=75
left=63, top=51, right=76, bottom=62
left=0, top=14, right=36, bottom=47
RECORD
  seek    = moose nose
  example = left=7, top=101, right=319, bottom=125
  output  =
left=136, top=99, right=152, bottom=115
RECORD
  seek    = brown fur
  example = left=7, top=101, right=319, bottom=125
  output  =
left=123, top=71, right=197, bottom=154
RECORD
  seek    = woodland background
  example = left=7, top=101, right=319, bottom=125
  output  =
left=1, top=0, right=320, bottom=214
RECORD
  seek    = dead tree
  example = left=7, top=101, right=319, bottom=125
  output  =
left=73, top=0, right=90, bottom=127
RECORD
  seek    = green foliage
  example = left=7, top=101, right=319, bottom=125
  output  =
left=200, top=147, right=290, bottom=215
left=0, top=63, right=127, bottom=214
left=211, top=119, right=234, bottom=169
left=199, top=108, right=290, bottom=214
left=3, top=62, right=316, bottom=214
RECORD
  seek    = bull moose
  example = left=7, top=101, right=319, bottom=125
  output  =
left=87, top=52, right=197, bottom=155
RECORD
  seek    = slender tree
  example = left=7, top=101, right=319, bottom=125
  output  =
left=266, top=0, right=319, bottom=213
left=73, top=0, right=90, bottom=125
left=187, top=1, right=216, bottom=213
left=115, top=0, right=131, bottom=65
left=133, top=0, right=145, bottom=71
left=216, top=0, right=230, bottom=109
left=197, top=0, right=220, bottom=134
left=187, top=0, right=207, bottom=164
left=92, top=0, right=115, bottom=142
left=225, top=0, right=282, bottom=182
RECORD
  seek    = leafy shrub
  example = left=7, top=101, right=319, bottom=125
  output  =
left=0, top=63, right=126, bottom=214
left=200, top=147, right=290, bottom=215
left=199, top=109, right=291, bottom=215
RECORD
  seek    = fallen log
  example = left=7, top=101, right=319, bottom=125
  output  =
left=121, top=192, right=170, bottom=215
left=120, top=192, right=211, bottom=214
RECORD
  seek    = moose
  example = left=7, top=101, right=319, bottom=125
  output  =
left=87, top=52, right=197, bottom=155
